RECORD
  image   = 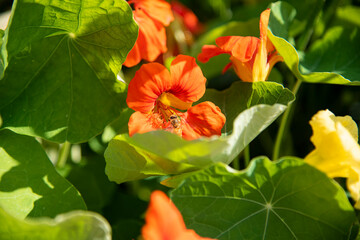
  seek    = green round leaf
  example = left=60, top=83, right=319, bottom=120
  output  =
left=0, top=130, right=86, bottom=219
left=0, top=208, right=111, bottom=240
left=105, top=81, right=295, bottom=184
left=0, top=0, right=138, bottom=143
left=171, top=157, right=357, bottom=240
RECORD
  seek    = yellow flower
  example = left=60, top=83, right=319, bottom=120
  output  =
left=304, top=110, right=360, bottom=208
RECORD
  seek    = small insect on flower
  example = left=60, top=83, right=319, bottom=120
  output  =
left=169, top=114, right=181, bottom=128
left=166, top=114, right=182, bottom=136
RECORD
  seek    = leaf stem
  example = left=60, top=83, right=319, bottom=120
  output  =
left=57, top=141, right=71, bottom=168
left=232, top=156, right=240, bottom=170
left=244, top=145, right=250, bottom=167
left=272, top=79, right=302, bottom=160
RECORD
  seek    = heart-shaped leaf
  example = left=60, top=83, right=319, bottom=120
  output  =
left=105, top=81, right=295, bottom=184
left=0, top=130, right=86, bottom=219
left=0, top=0, right=138, bottom=143
left=268, top=1, right=360, bottom=85
left=0, top=208, right=111, bottom=240
left=171, top=157, right=357, bottom=240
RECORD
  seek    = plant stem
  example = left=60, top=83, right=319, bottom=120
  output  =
left=272, top=79, right=302, bottom=160
left=244, top=145, right=250, bottom=167
left=232, top=156, right=240, bottom=170
left=57, top=141, right=71, bottom=168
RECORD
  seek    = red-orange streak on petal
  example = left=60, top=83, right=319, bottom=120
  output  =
left=131, top=0, right=174, bottom=26
left=182, top=102, right=226, bottom=140
left=169, top=55, right=206, bottom=103
left=124, top=9, right=167, bottom=67
left=127, top=62, right=171, bottom=112
left=222, top=62, right=233, bottom=74
left=128, top=112, right=163, bottom=136
left=197, top=45, right=228, bottom=63
left=216, top=36, right=259, bottom=62
left=142, top=191, right=216, bottom=240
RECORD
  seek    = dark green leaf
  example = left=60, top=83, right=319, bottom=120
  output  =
left=105, top=81, right=295, bottom=184
left=171, top=157, right=357, bottom=240
left=0, top=0, right=138, bottom=143
left=0, top=130, right=86, bottom=219
left=268, top=1, right=360, bottom=85
left=65, top=156, right=116, bottom=214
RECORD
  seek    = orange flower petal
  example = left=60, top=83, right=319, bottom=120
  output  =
left=128, top=111, right=163, bottom=136
left=182, top=102, right=226, bottom=140
left=171, top=0, right=203, bottom=34
left=216, top=36, right=259, bottom=62
left=169, top=55, right=206, bottom=103
left=252, top=8, right=271, bottom=82
left=127, top=62, right=171, bottom=112
left=124, top=9, right=167, bottom=67
left=131, top=0, right=174, bottom=26
left=142, top=191, right=215, bottom=240
left=259, top=8, right=271, bottom=41
left=197, top=45, right=228, bottom=63
left=230, top=56, right=253, bottom=82
left=141, top=191, right=187, bottom=240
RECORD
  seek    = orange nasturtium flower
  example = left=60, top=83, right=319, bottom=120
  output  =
left=197, top=9, right=283, bottom=82
left=124, top=0, right=174, bottom=67
left=142, top=191, right=216, bottom=240
left=127, top=55, right=226, bottom=140
left=304, top=110, right=360, bottom=208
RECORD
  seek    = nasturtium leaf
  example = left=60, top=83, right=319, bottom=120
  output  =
left=0, top=130, right=86, bottom=219
left=105, top=81, right=295, bottom=184
left=0, top=208, right=111, bottom=240
left=336, top=5, right=360, bottom=28
left=65, top=156, right=116, bottom=214
left=0, top=0, right=138, bottom=143
left=268, top=2, right=360, bottom=85
left=170, top=158, right=357, bottom=240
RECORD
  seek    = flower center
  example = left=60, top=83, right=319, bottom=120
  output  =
left=157, top=92, right=192, bottom=110
left=152, top=96, right=187, bottom=137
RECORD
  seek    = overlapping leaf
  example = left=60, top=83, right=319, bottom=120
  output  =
left=170, top=158, right=357, bottom=240
left=0, top=0, right=138, bottom=143
left=105, top=81, right=294, bottom=184
left=268, top=1, right=360, bottom=85
left=0, top=208, right=111, bottom=240
left=0, top=130, right=86, bottom=219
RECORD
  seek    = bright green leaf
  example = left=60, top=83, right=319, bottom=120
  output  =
left=336, top=5, right=360, bottom=28
left=0, top=130, right=86, bottom=219
left=0, top=208, right=111, bottom=240
left=0, top=0, right=138, bottom=143
left=105, top=81, right=295, bottom=184
left=268, top=1, right=360, bottom=85
left=171, top=157, right=357, bottom=240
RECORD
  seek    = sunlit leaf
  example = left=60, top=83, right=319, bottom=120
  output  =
left=105, top=81, right=294, bottom=184
left=171, top=158, right=357, bottom=240
left=268, top=1, right=360, bottom=85
left=0, top=0, right=138, bottom=143
left=0, top=208, right=111, bottom=240
left=0, top=130, right=86, bottom=219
